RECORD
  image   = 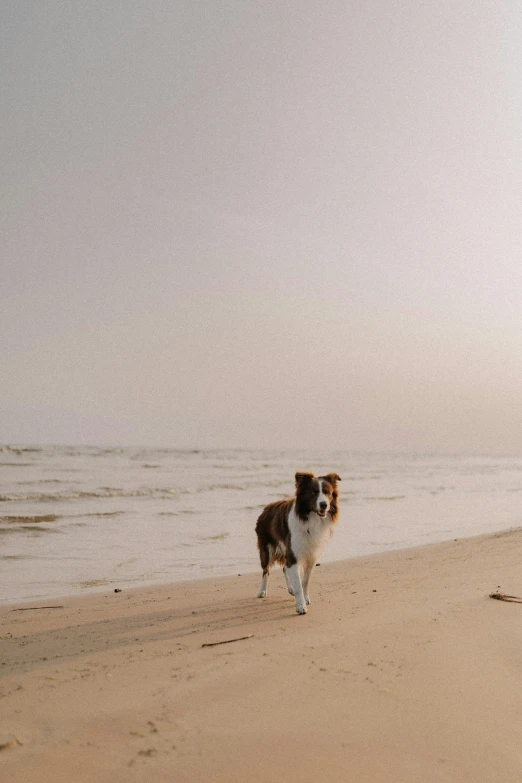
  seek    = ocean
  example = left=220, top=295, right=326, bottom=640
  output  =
left=1, top=445, right=522, bottom=604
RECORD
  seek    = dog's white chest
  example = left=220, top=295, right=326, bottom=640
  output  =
left=288, top=505, right=333, bottom=563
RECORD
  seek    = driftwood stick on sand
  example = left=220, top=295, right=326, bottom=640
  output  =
left=202, top=634, right=254, bottom=648
left=12, top=606, right=64, bottom=612
left=489, top=593, right=522, bottom=603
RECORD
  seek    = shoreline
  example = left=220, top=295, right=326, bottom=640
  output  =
left=2, top=526, right=522, bottom=781
left=2, top=524, right=521, bottom=610
left=4, top=447, right=522, bottom=608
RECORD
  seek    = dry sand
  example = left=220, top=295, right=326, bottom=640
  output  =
left=1, top=528, right=522, bottom=782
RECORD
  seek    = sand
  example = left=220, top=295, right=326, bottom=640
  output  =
left=1, top=528, right=522, bottom=782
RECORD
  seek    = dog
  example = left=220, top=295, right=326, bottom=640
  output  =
left=255, top=471, right=341, bottom=614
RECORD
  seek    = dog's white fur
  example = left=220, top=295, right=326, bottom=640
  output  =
left=284, top=496, right=336, bottom=613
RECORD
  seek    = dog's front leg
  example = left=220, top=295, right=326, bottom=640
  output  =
left=301, top=561, right=314, bottom=605
left=285, top=564, right=307, bottom=614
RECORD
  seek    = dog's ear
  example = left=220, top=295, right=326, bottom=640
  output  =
left=295, top=471, right=314, bottom=488
left=323, top=472, right=341, bottom=485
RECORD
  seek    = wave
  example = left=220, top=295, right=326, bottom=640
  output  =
left=1, top=446, right=43, bottom=454
left=72, top=511, right=125, bottom=518
left=0, top=525, right=60, bottom=535
left=202, top=532, right=230, bottom=541
left=0, top=487, right=190, bottom=503
left=0, top=514, right=59, bottom=523
left=15, top=479, right=65, bottom=487
left=0, top=481, right=265, bottom=503
left=365, top=495, right=406, bottom=502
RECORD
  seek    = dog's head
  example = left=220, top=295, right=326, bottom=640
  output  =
left=295, top=471, right=341, bottom=521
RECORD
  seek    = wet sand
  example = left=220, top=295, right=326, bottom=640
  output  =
left=1, top=528, right=522, bottom=782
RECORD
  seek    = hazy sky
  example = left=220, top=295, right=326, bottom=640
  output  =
left=2, top=1, right=522, bottom=452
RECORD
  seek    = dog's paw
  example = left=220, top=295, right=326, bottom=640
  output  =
left=257, top=590, right=267, bottom=598
left=305, top=595, right=311, bottom=605
left=296, top=603, right=307, bottom=615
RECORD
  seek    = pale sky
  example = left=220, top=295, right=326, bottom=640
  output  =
left=2, top=1, right=522, bottom=452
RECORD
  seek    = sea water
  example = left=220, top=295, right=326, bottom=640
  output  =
left=1, top=445, right=522, bottom=603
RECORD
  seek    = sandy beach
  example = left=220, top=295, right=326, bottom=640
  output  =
left=2, top=528, right=522, bottom=782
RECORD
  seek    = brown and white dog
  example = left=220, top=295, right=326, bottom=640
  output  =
left=255, top=471, right=341, bottom=614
